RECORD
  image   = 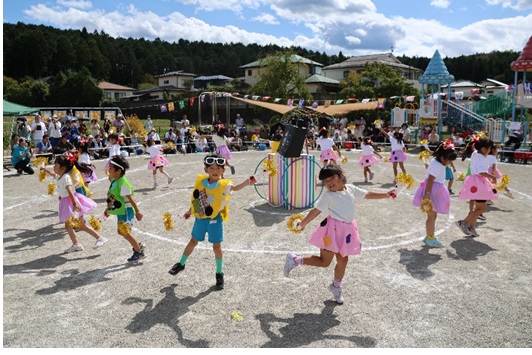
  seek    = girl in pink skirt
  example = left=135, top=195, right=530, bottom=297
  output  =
left=457, top=138, right=498, bottom=237
left=487, top=145, right=513, bottom=199
left=40, top=153, right=107, bottom=253
left=358, top=137, right=382, bottom=183
left=146, top=138, right=173, bottom=188
left=378, top=126, right=408, bottom=182
left=77, top=141, right=97, bottom=188
left=412, top=141, right=458, bottom=248
left=316, top=128, right=342, bottom=166
left=283, top=164, right=395, bottom=304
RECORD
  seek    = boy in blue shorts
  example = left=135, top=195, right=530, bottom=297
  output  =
left=169, top=154, right=255, bottom=290
left=105, top=156, right=146, bottom=262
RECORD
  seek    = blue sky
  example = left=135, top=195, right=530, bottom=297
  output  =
left=3, top=0, right=532, bottom=58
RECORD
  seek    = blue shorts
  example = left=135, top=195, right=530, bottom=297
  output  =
left=191, top=214, right=224, bottom=244
left=117, top=207, right=135, bottom=225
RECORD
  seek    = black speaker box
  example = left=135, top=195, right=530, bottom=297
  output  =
left=277, top=125, right=306, bottom=157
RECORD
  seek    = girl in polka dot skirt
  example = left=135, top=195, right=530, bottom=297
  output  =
left=146, top=138, right=173, bottom=188
left=358, top=137, right=382, bottom=183
left=456, top=137, right=498, bottom=238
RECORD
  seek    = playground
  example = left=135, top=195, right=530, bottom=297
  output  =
left=3, top=148, right=532, bottom=348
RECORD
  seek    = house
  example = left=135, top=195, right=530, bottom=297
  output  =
left=239, top=54, right=324, bottom=87
left=479, top=79, right=509, bottom=96
left=440, top=80, right=486, bottom=99
left=98, top=81, right=136, bottom=102
left=305, top=74, right=340, bottom=97
left=194, top=75, right=233, bottom=89
left=131, top=70, right=197, bottom=100
left=322, top=53, right=423, bottom=90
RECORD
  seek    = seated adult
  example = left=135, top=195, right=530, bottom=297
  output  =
left=11, top=138, right=35, bottom=175
left=35, top=134, right=54, bottom=163
left=53, top=135, right=76, bottom=155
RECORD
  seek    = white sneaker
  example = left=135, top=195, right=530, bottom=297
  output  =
left=65, top=243, right=84, bottom=253
left=505, top=190, right=515, bottom=199
left=94, top=237, right=108, bottom=249
left=168, top=177, right=173, bottom=184
left=328, top=283, right=344, bottom=304
left=369, top=172, right=374, bottom=180
left=284, top=253, right=297, bottom=277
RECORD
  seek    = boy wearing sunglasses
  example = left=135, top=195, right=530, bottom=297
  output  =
left=169, top=154, right=255, bottom=290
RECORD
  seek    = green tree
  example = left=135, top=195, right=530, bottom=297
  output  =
left=48, top=68, right=102, bottom=106
left=251, top=50, right=312, bottom=100
left=4, top=77, right=49, bottom=107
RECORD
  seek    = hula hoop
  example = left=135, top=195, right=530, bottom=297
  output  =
left=253, top=156, right=286, bottom=208
left=279, top=156, right=324, bottom=210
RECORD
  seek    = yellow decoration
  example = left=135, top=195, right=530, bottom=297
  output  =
left=374, top=119, right=381, bottom=126
left=383, top=156, right=389, bottom=163
left=495, top=175, right=510, bottom=191
left=396, top=172, right=416, bottom=189
left=420, top=199, right=434, bottom=214
left=341, top=156, right=348, bottom=164
left=89, top=215, right=102, bottom=231
left=262, top=159, right=278, bottom=177
left=163, top=212, right=175, bottom=231
left=457, top=172, right=465, bottom=181
left=287, top=214, right=304, bottom=234
left=33, top=157, right=49, bottom=168
left=166, top=141, right=176, bottom=151
left=323, top=236, right=331, bottom=247
left=476, top=132, right=487, bottom=139
left=48, top=183, right=56, bottom=195
left=118, top=221, right=131, bottom=235
left=124, top=114, right=148, bottom=137
left=418, top=151, right=430, bottom=161
left=230, top=310, right=244, bottom=321
left=420, top=139, right=429, bottom=146
left=67, top=216, right=82, bottom=228
left=38, top=170, right=47, bottom=182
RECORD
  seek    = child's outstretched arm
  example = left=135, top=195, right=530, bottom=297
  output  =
left=299, top=208, right=322, bottom=231
left=365, top=189, right=396, bottom=200
left=126, top=195, right=143, bottom=221
left=231, top=176, right=256, bottom=191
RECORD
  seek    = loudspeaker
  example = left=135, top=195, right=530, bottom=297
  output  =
left=277, top=125, right=307, bottom=157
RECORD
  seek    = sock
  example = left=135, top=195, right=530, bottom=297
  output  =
left=216, top=258, right=223, bottom=274
left=179, top=254, right=189, bottom=266
left=162, top=171, right=170, bottom=178
left=333, top=278, right=342, bottom=288
left=426, top=235, right=435, bottom=240
left=152, top=174, right=157, bottom=183
left=294, top=256, right=304, bottom=265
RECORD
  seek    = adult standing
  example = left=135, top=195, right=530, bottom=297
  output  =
left=103, top=118, right=111, bottom=134
left=11, top=138, right=35, bottom=175
left=181, top=114, right=190, bottom=127
left=16, top=118, right=31, bottom=142
left=48, top=115, right=62, bottom=148
left=401, top=123, right=411, bottom=144
left=144, top=115, right=153, bottom=132
left=428, top=127, right=440, bottom=149
left=90, top=119, right=101, bottom=137
left=235, top=114, right=244, bottom=129
left=31, top=114, right=47, bottom=147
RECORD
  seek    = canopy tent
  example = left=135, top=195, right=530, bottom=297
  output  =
left=3, top=100, right=39, bottom=116
left=231, top=96, right=296, bottom=115
left=308, top=101, right=379, bottom=116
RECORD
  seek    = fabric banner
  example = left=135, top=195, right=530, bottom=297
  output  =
left=324, top=100, right=331, bottom=107
left=377, top=98, right=386, bottom=108
left=335, top=99, right=344, bottom=104
left=287, top=99, right=294, bottom=107
left=41, top=110, right=52, bottom=121
left=160, top=104, right=167, bottom=113
left=298, top=100, right=305, bottom=108
left=76, top=110, right=88, bottom=119
left=274, top=98, right=282, bottom=102
left=189, top=97, right=195, bottom=106
left=168, top=102, right=175, bottom=112
left=262, top=96, right=271, bottom=101
left=406, top=96, right=415, bottom=102
left=252, top=95, right=260, bottom=100
left=178, top=100, right=185, bottom=109
left=104, top=111, right=115, bottom=121
left=312, top=101, right=318, bottom=108
left=89, top=110, right=101, bottom=120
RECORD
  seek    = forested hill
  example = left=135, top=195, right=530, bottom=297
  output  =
left=3, top=22, right=520, bottom=88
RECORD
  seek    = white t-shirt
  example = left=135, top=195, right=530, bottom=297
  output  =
left=486, top=154, right=497, bottom=168
left=361, top=144, right=375, bottom=156
left=146, top=145, right=162, bottom=158
left=48, top=121, right=62, bottom=138
left=31, top=121, right=47, bottom=140
left=78, top=153, right=91, bottom=165
left=108, top=143, right=121, bottom=157
left=212, top=135, right=227, bottom=147
left=388, top=132, right=404, bottom=151
left=235, top=117, right=244, bottom=127
left=425, top=159, right=446, bottom=184
left=57, top=174, right=73, bottom=198
left=315, top=184, right=366, bottom=223
left=470, top=151, right=490, bottom=175
left=316, top=137, right=335, bottom=151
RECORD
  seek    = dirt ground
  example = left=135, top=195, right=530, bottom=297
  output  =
left=3, top=147, right=532, bottom=348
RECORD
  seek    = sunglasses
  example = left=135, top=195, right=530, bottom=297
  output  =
left=204, top=157, right=226, bottom=166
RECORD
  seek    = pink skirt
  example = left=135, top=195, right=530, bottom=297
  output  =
left=388, top=149, right=408, bottom=163
left=81, top=166, right=98, bottom=183
left=412, top=181, right=451, bottom=214
left=320, top=149, right=338, bottom=163
left=147, top=155, right=169, bottom=170
left=488, top=166, right=502, bottom=179
left=358, top=155, right=380, bottom=167
left=458, top=174, right=499, bottom=201
left=308, top=216, right=361, bottom=257
left=58, top=193, right=97, bottom=223
left=216, top=145, right=232, bottom=161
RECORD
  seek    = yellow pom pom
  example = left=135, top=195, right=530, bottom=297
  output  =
left=166, top=141, right=175, bottom=151
left=418, top=151, right=430, bottom=161
left=287, top=214, right=304, bottom=234
left=67, top=216, right=82, bottom=228
left=230, top=310, right=244, bottom=321
left=262, top=159, right=278, bottom=177
left=163, top=212, right=175, bottom=231
left=495, top=174, right=511, bottom=191
left=89, top=215, right=102, bottom=231
left=33, top=157, right=49, bottom=168
left=420, top=199, right=434, bottom=214
left=374, top=119, right=381, bottom=126
left=420, top=139, right=429, bottom=146
left=48, top=183, right=56, bottom=195
left=457, top=172, right=465, bottom=181
left=341, top=156, right=348, bottom=164
left=118, top=221, right=131, bottom=235
left=38, top=170, right=47, bottom=182
left=396, top=172, right=416, bottom=189
left=383, top=156, right=389, bottom=163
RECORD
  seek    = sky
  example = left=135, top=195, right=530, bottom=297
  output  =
left=2, top=0, right=532, bottom=58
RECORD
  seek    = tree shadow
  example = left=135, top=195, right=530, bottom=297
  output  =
left=35, top=264, right=128, bottom=295
left=32, top=209, right=59, bottom=220
left=398, top=247, right=443, bottom=280
left=122, top=284, right=212, bottom=347
left=446, top=239, right=497, bottom=261
left=4, top=253, right=100, bottom=276
left=3, top=225, right=65, bottom=253
left=255, top=301, right=376, bottom=348
left=244, top=202, right=294, bottom=227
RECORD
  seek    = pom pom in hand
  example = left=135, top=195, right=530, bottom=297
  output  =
left=48, top=183, right=56, bottom=195
left=420, top=199, right=434, bottom=214
left=163, top=212, right=175, bottom=231
left=89, top=215, right=102, bottom=231
left=396, top=172, right=416, bottom=189
left=34, top=157, right=49, bottom=169
left=287, top=214, right=304, bottom=234
left=457, top=172, right=465, bottom=181
left=118, top=221, right=131, bottom=235
left=262, top=159, right=278, bottom=177
left=418, top=151, right=430, bottom=162
left=38, top=170, right=47, bottom=182
left=67, top=216, right=82, bottom=228
left=383, top=156, right=389, bottom=163
left=341, top=156, right=348, bottom=164
left=495, top=174, right=510, bottom=191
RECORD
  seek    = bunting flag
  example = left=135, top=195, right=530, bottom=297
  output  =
left=298, top=100, right=305, bottom=108
left=90, top=110, right=101, bottom=120
left=189, top=97, right=195, bottom=106
left=168, top=102, right=175, bottom=112
left=244, top=95, right=250, bottom=99
left=262, top=96, right=271, bottom=101
left=287, top=99, right=294, bottom=107
left=377, top=98, right=386, bottom=108
left=178, top=100, right=185, bottom=109
left=471, top=89, right=480, bottom=96
left=335, top=99, right=344, bottom=104
left=252, top=95, right=260, bottom=100
left=312, top=101, right=318, bottom=108
left=361, top=98, right=370, bottom=103
left=406, top=96, right=415, bottom=102
left=160, top=104, right=167, bottom=113
left=324, top=100, right=331, bottom=107
left=274, top=98, right=282, bottom=103
left=76, top=110, right=88, bottom=119
left=104, top=111, right=115, bottom=120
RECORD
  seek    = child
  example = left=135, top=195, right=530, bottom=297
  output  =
left=209, top=125, right=236, bottom=174
left=316, top=128, right=343, bottom=166
left=77, top=141, right=97, bottom=188
left=488, top=145, right=513, bottom=199
left=103, top=133, right=121, bottom=174
left=358, top=137, right=382, bottom=183
left=445, top=160, right=457, bottom=195
left=105, top=156, right=146, bottom=262
left=412, top=142, right=458, bottom=248
left=379, top=126, right=407, bottom=182
left=456, top=138, right=498, bottom=237
left=146, top=138, right=173, bottom=188
left=168, top=154, right=255, bottom=290
left=40, top=154, right=108, bottom=253
left=283, top=164, right=395, bottom=304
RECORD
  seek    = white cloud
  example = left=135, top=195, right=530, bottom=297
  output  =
left=251, top=13, right=279, bottom=25
left=176, top=0, right=261, bottom=13
left=56, top=0, right=92, bottom=10
left=485, top=0, right=532, bottom=10
left=430, top=0, right=451, bottom=8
